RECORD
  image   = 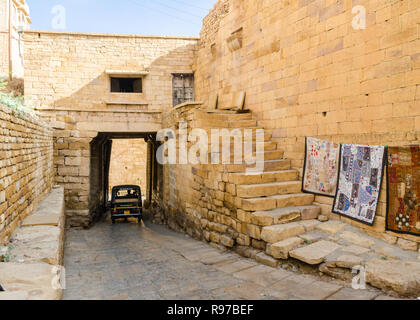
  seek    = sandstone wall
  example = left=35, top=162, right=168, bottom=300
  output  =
left=23, top=31, right=198, bottom=226
left=194, top=0, right=420, bottom=242
left=24, top=30, right=198, bottom=112
left=108, top=139, right=148, bottom=197
left=0, top=104, right=54, bottom=244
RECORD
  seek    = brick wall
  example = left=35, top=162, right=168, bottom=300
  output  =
left=0, top=104, right=54, bottom=244
left=194, top=0, right=420, bottom=243
left=108, top=139, right=148, bottom=197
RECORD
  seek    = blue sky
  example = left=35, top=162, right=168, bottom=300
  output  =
left=26, top=0, right=216, bottom=37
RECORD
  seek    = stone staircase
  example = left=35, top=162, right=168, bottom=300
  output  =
left=189, top=108, right=322, bottom=239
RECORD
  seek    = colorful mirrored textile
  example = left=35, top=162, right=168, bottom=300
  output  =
left=302, top=137, right=340, bottom=197
left=333, top=144, right=386, bottom=225
left=386, top=146, right=420, bottom=236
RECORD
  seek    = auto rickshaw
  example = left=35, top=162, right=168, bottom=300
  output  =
left=111, top=185, right=143, bottom=224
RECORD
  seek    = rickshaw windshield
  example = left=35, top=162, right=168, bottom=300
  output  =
left=112, top=187, right=140, bottom=204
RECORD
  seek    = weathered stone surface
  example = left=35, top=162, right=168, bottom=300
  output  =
left=375, top=246, right=399, bottom=259
left=300, top=206, right=321, bottom=220
left=220, top=235, right=235, bottom=248
left=366, top=259, right=420, bottom=296
left=340, top=231, right=376, bottom=248
left=270, top=237, right=304, bottom=259
left=272, top=207, right=301, bottom=224
left=342, top=245, right=371, bottom=255
left=233, top=265, right=289, bottom=287
left=299, top=219, right=321, bottom=232
left=299, top=233, right=323, bottom=244
left=379, top=233, right=398, bottom=245
left=290, top=240, right=341, bottom=265
left=335, top=255, right=363, bottom=269
left=244, top=224, right=262, bottom=240
left=318, top=215, right=329, bottom=222
left=21, top=187, right=65, bottom=228
left=0, top=263, right=61, bottom=300
left=327, top=287, right=380, bottom=300
left=261, top=222, right=305, bottom=243
left=11, top=226, right=63, bottom=265
left=255, top=252, right=278, bottom=268
left=251, top=239, right=266, bottom=251
left=251, top=207, right=302, bottom=226
left=0, top=105, right=54, bottom=244
left=316, top=221, right=346, bottom=234
left=216, top=259, right=258, bottom=274
left=272, top=193, right=314, bottom=208
left=0, top=291, right=29, bottom=300
left=209, top=232, right=221, bottom=244
left=319, top=263, right=353, bottom=281
left=235, top=246, right=260, bottom=260
left=397, top=238, right=418, bottom=252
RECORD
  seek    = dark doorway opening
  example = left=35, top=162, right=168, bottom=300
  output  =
left=111, top=77, right=143, bottom=93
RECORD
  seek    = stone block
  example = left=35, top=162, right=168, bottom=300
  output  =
left=339, top=231, right=376, bottom=248
left=261, top=222, right=305, bottom=244
left=397, top=238, right=418, bottom=251
left=366, top=259, right=420, bottom=296
left=255, top=252, right=278, bottom=268
left=0, top=263, right=61, bottom=300
left=270, top=237, right=304, bottom=259
left=290, top=240, right=342, bottom=265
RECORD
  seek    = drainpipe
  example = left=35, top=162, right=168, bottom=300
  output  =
left=8, top=0, right=12, bottom=80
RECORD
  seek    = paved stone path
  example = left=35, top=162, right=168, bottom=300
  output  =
left=63, top=218, right=399, bottom=300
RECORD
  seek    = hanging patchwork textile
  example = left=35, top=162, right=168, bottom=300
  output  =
left=386, top=146, right=420, bottom=236
left=302, top=137, right=340, bottom=197
left=333, top=144, right=386, bottom=225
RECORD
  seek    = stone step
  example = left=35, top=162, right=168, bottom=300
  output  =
left=261, top=222, right=306, bottom=244
left=201, top=109, right=251, bottom=115
left=229, top=170, right=298, bottom=186
left=236, top=181, right=302, bottom=198
left=289, top=240, right=342, bottom=265
left=225, top=159, right=291, bottom=173
left=271, top=193, right=315, bottom=210
left=197, top=130, right=271, bottom=141
left=239, top=193, right=314, bottom=212
left=251, top=205, right=320, bottom=227
left=219, top=149, right=285, bottom=163
left=193, top=119, right=258, bottom=128
left=269, top=237, right=305, bottom=260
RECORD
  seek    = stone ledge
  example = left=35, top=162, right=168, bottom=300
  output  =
left=21, top=186, right=65, bottom=229
left=0, top=263, right=62, bottom=300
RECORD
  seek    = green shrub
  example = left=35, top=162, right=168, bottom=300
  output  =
left=0, top=78, right=6, bottom=91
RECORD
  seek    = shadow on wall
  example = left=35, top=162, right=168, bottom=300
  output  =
left=37, top=42, right=199, bottom=112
